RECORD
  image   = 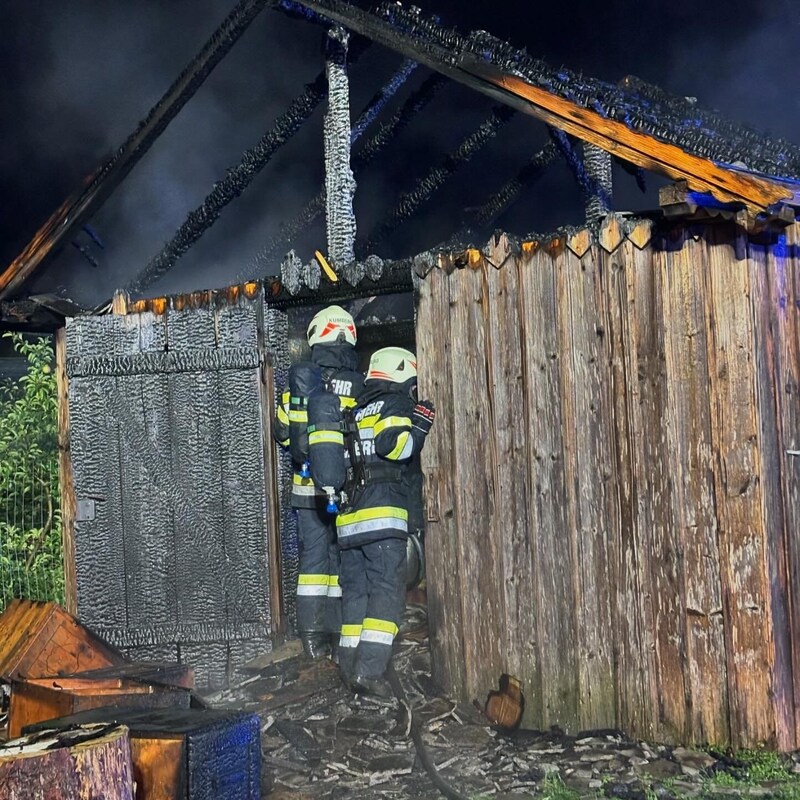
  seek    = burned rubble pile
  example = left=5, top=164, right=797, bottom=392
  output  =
left=207, top=604, right=800, bottom=800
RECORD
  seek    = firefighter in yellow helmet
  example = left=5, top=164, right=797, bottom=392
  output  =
left=336, top=347, right=435, bottom=698
left=274, top=305, right=364, bottom=659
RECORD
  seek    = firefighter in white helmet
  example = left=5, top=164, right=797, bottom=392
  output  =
left=274, top=305, right=364, bottom=659
left=336, top=346, right=435, bottom=698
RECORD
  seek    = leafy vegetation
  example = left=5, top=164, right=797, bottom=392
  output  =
left=0, top=332, right=63, bottom=609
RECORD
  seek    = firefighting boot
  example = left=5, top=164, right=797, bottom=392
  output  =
left=300, top=631, right=331, bottom=660
left=329, top=634, right=340, bottom=665
left=337, top=646, right=357, bottom=686
left=352, top=673, right=394, bottom=701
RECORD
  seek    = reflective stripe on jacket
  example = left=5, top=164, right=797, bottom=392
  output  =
left=336, top=386, right=422, bottom=547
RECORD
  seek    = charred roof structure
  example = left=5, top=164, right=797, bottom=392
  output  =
left=2, top=0, right=799, bottom=328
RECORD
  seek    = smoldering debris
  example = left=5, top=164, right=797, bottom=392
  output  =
left=198, top=603, right=791, bottom=799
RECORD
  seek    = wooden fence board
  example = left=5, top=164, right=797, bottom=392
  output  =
left=448, top=265, right=506, bottom=701
left=417, top=269, right=466, bottom=695
left=779, top=224, right=800, bottom=739
left=558, top=246, right=617, bottom=729
left=705, top=226, right=776, bottom=746
left=485, top=261, right=538, bottom=716
left=665, top=231, right=730, bottom=743
left=519, top=251, right=578, bottom=730
left=602, top=241, right=659, bottom=741
left=749, top=234, right=797, bottom=750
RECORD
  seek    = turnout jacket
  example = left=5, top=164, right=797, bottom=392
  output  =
left=274, top=344, right=364, bottom=509
left=336, top=380, right=425, bottom=549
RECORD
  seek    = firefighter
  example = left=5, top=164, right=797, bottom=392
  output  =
left=274, top=305, right=364, bottom=659
left=336, top=346, right=435, bottom=698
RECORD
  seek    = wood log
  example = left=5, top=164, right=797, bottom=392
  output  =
left=0, top=724, right=134, bottom=800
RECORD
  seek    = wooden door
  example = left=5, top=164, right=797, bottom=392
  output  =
left=65, top=297, right=281, bottom=688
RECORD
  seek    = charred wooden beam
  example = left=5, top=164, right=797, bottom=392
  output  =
left=126, top=67, right=330, bottom=297
left=659, top=180, right=797, bottom=232
left=478, top=70, right=795, bottom=214
left=268, top=254, right=413, bottom=306
left=248, top=70, right=444, bottom=275
left=584, top=143, right=613, bottom=225
left=288, top=0, right=798, bottom=216
left=0, top=0, right=272, bottom=300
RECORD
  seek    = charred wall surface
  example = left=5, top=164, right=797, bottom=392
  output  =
left=66, top=297, right=276, bottom=688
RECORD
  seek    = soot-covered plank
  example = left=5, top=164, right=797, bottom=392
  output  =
left=167, top=309, right=228, bottom=676
left=67, top=316, right=130, bottom=630
left=265, top=305, right=299, bottom=633
left=215, top=303, right=272, bottom=656
left=118, top=312, right=177, bottom=635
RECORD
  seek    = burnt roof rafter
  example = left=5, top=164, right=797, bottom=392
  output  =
left=0, top=0, right=274, bottom=301
left=284, top=0, right=800, bottom=212
left=5, top=0, right=800, bottom=314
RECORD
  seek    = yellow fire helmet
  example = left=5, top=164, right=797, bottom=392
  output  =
left=306, top=305, right=357, bottom=347
left=366, top=346, right=417, bottom=383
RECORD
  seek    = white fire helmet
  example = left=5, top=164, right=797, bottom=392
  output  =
left=366, top=347, right=417, bottom=384
left=306, top=305, right=357, bottom=347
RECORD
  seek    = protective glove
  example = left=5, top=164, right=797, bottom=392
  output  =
left=411, top=400, right=436, bottom=440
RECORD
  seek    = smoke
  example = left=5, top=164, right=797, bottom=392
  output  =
left=3, top=0, right=797, bottom=307
left=664, top=10, right=800, bottom=144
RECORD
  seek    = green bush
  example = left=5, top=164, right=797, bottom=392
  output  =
left=0, top=332, right=64, bottom=609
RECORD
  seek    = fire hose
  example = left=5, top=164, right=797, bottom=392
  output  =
left=385, top=663, right=470, bottom=800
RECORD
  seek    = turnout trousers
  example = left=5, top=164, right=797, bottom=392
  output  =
left=295, top=506, right=341, bottom=636
left=338, top=537, right=407, bottom=680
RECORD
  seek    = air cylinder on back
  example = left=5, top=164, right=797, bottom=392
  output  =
left=307, top=389, right=347, bottom=494
left=288, top=362, right=322, bottom=467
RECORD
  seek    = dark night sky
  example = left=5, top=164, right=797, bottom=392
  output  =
left=1, top=0, right=798, bottom=305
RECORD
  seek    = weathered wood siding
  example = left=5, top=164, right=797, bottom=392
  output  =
left=417, top=218, right=800, bottom=749
left=66, top=294, right=279, bottom=688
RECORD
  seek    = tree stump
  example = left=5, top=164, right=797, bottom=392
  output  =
left=0, top=723, right=134, bottom=800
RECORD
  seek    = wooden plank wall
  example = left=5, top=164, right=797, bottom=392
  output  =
left=417, top=218, right=800, bottom=749
left=66, top=295, right=276, bottom=688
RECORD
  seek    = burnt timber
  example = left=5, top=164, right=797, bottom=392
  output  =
left=4, top=0, right=800, bottom=312
left=288, top=0, right=799, bottom=215
left=0, top=0, right=271, bottom=301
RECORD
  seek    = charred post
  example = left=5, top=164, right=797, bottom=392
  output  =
left=583, top=143, right=613, bottom=225
left=324, top=27, right=357, bottom=268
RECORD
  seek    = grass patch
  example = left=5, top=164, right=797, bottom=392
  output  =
left=701, top=747, right=800, bottom=800
left=538, top=774, right=584, bottom=800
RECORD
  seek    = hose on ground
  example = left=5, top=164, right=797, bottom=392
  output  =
left=385, top=663, right=470, bottom=800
